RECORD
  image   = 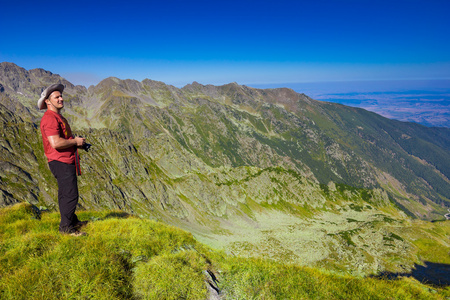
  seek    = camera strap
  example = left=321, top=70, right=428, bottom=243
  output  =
left=74, top=148, right=81, bottom=176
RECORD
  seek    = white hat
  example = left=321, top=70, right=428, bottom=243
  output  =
left=37, top=84, right=64, bottom=110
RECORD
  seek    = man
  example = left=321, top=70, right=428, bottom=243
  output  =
left=38, top=83, right=88, bottom=236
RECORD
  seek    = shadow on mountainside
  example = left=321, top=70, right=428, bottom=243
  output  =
left=372, top=261, right=450, bottom=286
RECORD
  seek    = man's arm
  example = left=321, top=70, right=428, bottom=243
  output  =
left=47, top=135, right=85, bottom=150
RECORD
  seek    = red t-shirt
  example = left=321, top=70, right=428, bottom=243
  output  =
left=40, top=110, right=75, bottom=164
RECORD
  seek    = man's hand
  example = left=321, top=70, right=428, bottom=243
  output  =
left=74, top=136, right=86, bottom=147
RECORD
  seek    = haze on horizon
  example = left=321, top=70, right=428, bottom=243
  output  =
left=1, top=0, right=449, bottom=88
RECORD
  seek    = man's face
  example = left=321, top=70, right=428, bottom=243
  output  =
left=46, top=91, right=64, bottom=111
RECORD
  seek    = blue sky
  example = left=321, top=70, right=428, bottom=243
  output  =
left=1, top=0, right=449, bottom=87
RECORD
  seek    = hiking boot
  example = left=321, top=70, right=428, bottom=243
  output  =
left=74, top=220, right=89, bottom=229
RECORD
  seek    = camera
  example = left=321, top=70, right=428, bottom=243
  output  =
left=75, top=135, right=92, bottom=152
left=82, top=143, right=92, bottom=152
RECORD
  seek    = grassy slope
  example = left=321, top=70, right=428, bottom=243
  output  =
left=1, top=203, right=449, bottom=300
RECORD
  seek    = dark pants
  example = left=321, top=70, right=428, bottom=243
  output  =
left=49, top=160, right=80, bottom=233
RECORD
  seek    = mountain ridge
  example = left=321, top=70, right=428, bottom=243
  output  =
left=1, top=62, right=448, bottom=213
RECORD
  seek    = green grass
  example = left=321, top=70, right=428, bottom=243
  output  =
left=1, top=203, right=449, bottom=299
left=0, top=203, right=210, bottom=300
left=219, top=256, right=449, bottom=300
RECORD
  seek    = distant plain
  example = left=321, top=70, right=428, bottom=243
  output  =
left=250, top=79, right=450, bottom=128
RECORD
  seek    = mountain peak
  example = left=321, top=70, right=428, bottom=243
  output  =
left=182, top=81, right=204, bottom=89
